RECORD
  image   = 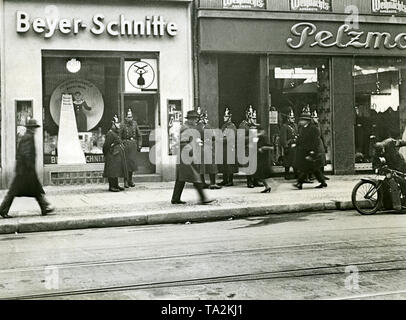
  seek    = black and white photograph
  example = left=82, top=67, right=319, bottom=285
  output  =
left=0, top=0, right=406, bottom=308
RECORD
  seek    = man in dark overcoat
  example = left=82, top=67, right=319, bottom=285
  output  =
left=120, top=109, right=142, bottom=188
left=103, top=115, right=128, bottom=192
left=219, top=107, right=238, bottom=186
left=0, top=119, right=54, bottom=218
left=280, top=109, right=298, bottom=180
left=171, top=110, right=215, bottom=205
left=239, top=105, right=262, bottom=188
left=293, top=107, right=327, bottom=190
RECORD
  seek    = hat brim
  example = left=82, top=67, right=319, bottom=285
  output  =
left=300, top=116, right=312, bottom=120
left=25, top=124, right=41, bottom=128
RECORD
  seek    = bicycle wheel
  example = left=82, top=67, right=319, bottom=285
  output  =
left=351, top=180, right=381, bottom=215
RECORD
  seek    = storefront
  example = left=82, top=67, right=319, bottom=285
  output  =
left=196, top=0, right=406, bottom=175
left=0, top=0, right=193, bottom=187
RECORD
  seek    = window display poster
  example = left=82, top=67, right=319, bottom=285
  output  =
left=124, top=59, right=158, bottom=93
left=371, top=0, right=406, bottom=15
left=16, top=100, right=33, bottom=155
left=168, top=99, right=183, bottom=156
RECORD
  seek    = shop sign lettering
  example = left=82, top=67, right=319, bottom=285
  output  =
left=372, top=0, right=406, bottom=15
left=222, top=0, right=266, bottom=9
left=290, top=0, right=331, bottom=12
left=287, top=22, right=406, bottom=50
left=16, top=11, right=177, bottom=38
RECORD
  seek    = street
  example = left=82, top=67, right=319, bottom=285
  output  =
left=0, top=209, right=405, bottom=300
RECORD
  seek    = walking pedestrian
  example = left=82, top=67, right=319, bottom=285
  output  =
left=311, top=110, right=329, bottom=181
left=293, top=107, right=327, bottom=190
left=280, top=109, right=298, bottom=180
left=252, top=126, right=273, bottom=193
left=171, top=110, right=215, bottom=205
left=239, top=105, right=263, bottom=188
left=120, top=109, right=143, bottom=188
left=103, top=115, right=128, bottom=192
left=0, top=119, right=54, bottom=218
left=219, top=107, right=238, bottom=186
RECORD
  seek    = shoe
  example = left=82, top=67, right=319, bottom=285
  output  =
left=261, top=187, right=271, bottom=193
left=247, top=184, right=255, bottom=188
left=218, top=180, right=228, bottom=186
left=293, top=183, right=303, bottom=190
left=42, top=206, right=55, bottom=216
left=171, top=200, right=187, bottom=205
left=109, top=187, right=121, bottom=192
left=118, top=186, right=125, bottom=191
left=315, top=183, right=328, bottom=189
left=124, top=183, right=129, bottom=189
left=129, top=182, right=136, bottom=187
left=200, top=199, right=216, bottom=205
left=224, top=182, right=234, bottom=187
left=0, top=213, right=12, bottom=219
left=324, top=176, right=330, bottom=181
left=209, top=184, right=222, bottom=190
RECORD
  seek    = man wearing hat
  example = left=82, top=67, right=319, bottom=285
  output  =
left=280, top=109, right=298, bottom=180
left=103, top=115, right=128, bottom=192
left=0, top=119, right=54, bottom=218
left=171, top=110, right=215, bottom=205
left=120, top=109, right=143, bottom=188
left=311, top=109, right=329, bottom=181
left=219, top=107, right=238, bottom=186
left=293, top=107, right=327, bottom=190
left=239, top=105, right=263, bottom=188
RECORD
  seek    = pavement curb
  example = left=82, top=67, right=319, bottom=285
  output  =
left=0, top=200, right=355, bottom=235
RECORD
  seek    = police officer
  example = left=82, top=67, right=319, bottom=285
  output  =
left=0, top=119, right=54, bottom=218
left=120, top=109, right=143, bottom=188
left=197, top=108, right=222, bottom=190
left=219, top=107, right=238, bottom=186
left=280, top=109, right=298, bottom=180
left=103, top=115, right=128, bottom=192
left=239, top=105, right=262, bottom=188
left=171, top=110, right=215, bottom=205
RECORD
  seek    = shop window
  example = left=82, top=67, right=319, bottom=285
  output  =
left=42, top=56, right=121, bottom=165
left=268, top=56, right=331, bottom=167
left=353, top=58, right=406, bottom=164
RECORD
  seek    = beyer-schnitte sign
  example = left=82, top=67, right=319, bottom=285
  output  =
left=16, top=11, right=178, bottom=38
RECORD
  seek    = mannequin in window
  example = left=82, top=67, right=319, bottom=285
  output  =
left=73, top=91, right=92, bottom=132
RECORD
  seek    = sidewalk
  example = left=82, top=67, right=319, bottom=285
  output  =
left=0, top=175, right=364, bottom=234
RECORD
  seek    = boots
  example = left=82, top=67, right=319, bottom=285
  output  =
left=209, top=174, right=222, bottom=190
left=218, top=174, right=228, bottom=186
left=128, top=172, right=136, bottom=187
left=225, top=174, right=234, bottom=187
left=124, top=179, right=130, bottom=189
left=108, top=178, right=120, bottom=192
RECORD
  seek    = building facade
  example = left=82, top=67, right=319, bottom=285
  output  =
left=196, top=0, right=406, bottom=174
left=0, top=0, right=194, bottom=187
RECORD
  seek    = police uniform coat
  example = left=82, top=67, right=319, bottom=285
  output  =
left=8, top=131, right=45, bottom=197
left=197, top=122, right=219, bottom=175
left=120, top=120, right=143, bottom=172
left=219, top=121, right=239, bottom=174
left=280, top=122, right=298, bottom=168
left=103, top=129, right=128, bottom=178
left=239, top=120, right=257, bottom=168
left=379, top=138, right=406, bottom=173
left=295, top=122, right=324, bottom=172
left=176, top=121, right=202, bottom=184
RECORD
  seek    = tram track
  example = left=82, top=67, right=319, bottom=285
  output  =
left=2, top=258, right=406, bottom=300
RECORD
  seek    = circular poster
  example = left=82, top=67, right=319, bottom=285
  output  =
left=50, top=79, right=104, bottom=131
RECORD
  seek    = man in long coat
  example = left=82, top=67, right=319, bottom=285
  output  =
left=239, top=105, right=262, bottom=188
left=120, top=109, right=142, bottom=188
left=103, top=115, right=128, bottom=192
left=219, top=107, right=238, bottom=186
left=293, top=107, right=327, bottom=190
left=280, top=109, right=298, bottom=180
left=0, top=119, right=54, bottom=218
left=171, top=110, right=215, bottom=205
